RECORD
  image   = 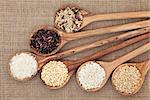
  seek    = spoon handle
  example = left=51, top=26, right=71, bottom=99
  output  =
left=82, top=11, right=150, bottom=28
left=143, top=60, right=150, bottom=76
left=110, top=42, right=150, bottom=70
left=68, top=33, right=149, bottom=70
left=66, top=20, right=150, bottom=41
left=139, top=60, right=150, bottom=76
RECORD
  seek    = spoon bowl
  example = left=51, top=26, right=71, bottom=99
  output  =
left=54, top=5, right=89, bottom=32
left=43, top=70, right=75, bottom=89
left=75, top=61, right=108, bottom=92
left=112, top=60, right=150, bottom=96
left=30, top=25, right=65, bottom=56
left=8, top=52, right=39, bottom=81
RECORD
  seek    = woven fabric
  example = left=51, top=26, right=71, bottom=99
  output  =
left=0, top=0, right=149, bottom=100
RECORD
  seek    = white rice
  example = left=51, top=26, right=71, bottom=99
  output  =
left=77, top=61, right=106, bottom=90
left=9, top=53, right=38, bottom=80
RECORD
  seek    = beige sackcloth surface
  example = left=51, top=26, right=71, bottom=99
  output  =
left=0, top=0, right=150, bottom=100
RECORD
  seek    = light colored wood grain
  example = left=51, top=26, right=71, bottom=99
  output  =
left=39, top=27, right=150, bottom=64
left=82, top=11, right=150, bottom=29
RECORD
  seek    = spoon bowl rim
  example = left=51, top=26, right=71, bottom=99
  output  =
left=111, top=63, right=145, bottom=96
left=29, top=25, right=64, bottom=56
left=76, top=61, right=108, bottom=92
left=8, top=51, right=39, bottom=81
left=54, top=5, right=89, bottom=32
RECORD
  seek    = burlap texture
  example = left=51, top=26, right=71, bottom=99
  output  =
left=0, top=0, right=149, bottom=100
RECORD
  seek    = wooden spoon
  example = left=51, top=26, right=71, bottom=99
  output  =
left=38, top=27, right=150, bottom=65
left=55, top=6, right=150, bottom=32
left=30, top=20, right=150, bottom=56
left=76, top=42, right=150, bottom=92
left=40, top=33, right=149, bottom=89
left=112, top=60, right=150, bottom=96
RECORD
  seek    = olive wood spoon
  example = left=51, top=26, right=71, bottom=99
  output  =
left=31, top=20, right=150, bottom=56
left=38, top=27, right=150, bottom=64
left=38, top=27, right=150, bottom=66
left=34, top=27, right=150, bottom=65
left=81, top=11, right=150, bottom=30
left=76, top=42, right=150, bottom=92
left=41, top=33, right=149, bottom=89
left=112, top=60, right=150, bottom=96
left=55, top=7, right=150, bottom=31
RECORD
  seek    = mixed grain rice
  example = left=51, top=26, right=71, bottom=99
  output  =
left=112, top=64, right=142, bottom=94
left=55, top=7, right=84, bottom=32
